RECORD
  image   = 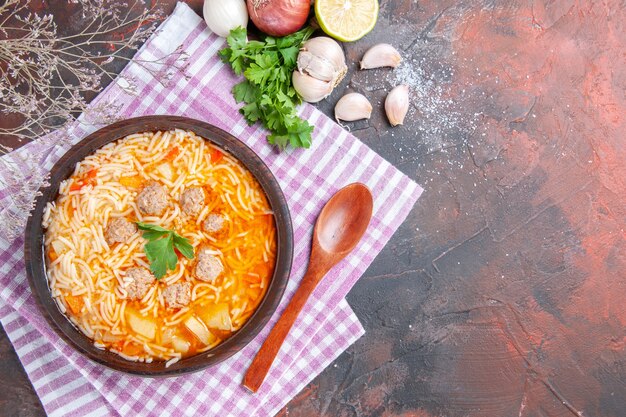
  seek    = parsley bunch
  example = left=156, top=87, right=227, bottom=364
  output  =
left=136, top=222, right=194, bottom=279
left=219, top=26, right=315, bottom=149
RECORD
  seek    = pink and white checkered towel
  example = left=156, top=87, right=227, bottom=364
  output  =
left=0, top=3, right=422, bottom=416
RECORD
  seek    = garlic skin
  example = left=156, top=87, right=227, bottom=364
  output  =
left=335, top=93, right=373, bottom=122
left=203, top=0, right=248, bottom=38
left=295, top=37, right=347, bottom=102
left=299, top=37, right=347, bottom=84
left=292, top=71, right=334, bottom=103
left=385, top=85, right=409, bottom=126
left=361, top=44, right=402, bottom=69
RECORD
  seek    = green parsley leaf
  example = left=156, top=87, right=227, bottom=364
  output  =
left=136, top=222, right=169, bottom=241
left=279, top=46, right=300, bottom=67
left=219, top=26, right=248, bottom=75
left=173, top=234, right=194, bottom=259
left=245, top=40, right=265, bottom=53
left=136, top=222, right=195, bottom=279
left=233, top=80, right=260, bottom=103
left=240, top=102, right=262, bottom=124
left=220, top=26, right=316, bottom=150
left=140, top=230, right=165, bottom=241
left=144, top=234, right=176, bottom=279
left=136, top=222, right=170, bottom=233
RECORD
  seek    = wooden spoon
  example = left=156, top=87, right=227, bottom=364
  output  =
left=243, top=183, right=373, bottom=392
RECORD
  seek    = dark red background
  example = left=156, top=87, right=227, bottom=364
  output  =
left=1, top=1, right=625, bottom=416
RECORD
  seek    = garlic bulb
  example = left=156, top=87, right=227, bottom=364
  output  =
left=361, top=44, right=402, bottom=69
left=385, top=85, right=409, bottom=126
left=292, top=71, right=334, bottom=103
left=335, top=93, right=373, bottom=122
left=294, top=37, right=347, bottom=102
left=203, top=0, right=248, bottom=38
left=298, top=37, right=347, bottom=85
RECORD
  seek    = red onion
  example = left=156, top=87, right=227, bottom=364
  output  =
left=247, top=0, right=310, bottom=37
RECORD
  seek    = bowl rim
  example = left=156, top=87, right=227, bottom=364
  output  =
left=24, top=115, right=293, bottom=377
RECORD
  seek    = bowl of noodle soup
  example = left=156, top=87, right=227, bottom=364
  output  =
left=25, top=116, right=293, bottom=376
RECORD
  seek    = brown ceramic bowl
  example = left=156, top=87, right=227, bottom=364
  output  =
left=24, top=115, right=293, bottom=376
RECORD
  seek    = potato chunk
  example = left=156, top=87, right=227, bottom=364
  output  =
left=172, top=337, right=190, bottom=354
left=196, top=303, right=232, bottom=331
left=126, top=309, right=157, bottom=340
left=184, top=316, right=215, bottom=345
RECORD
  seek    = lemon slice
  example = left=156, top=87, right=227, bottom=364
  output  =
left=315, top=0, right=379, bottom=42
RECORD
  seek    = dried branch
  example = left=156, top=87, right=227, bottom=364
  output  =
left=0, top=0, right=189, bottom=145
left=0, top=0, right=189, bottom=240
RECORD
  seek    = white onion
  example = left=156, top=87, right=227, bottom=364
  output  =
left=203, top=0, right=248, bottom=38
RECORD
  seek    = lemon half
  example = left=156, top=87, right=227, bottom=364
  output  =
left=315, top=0, right=379, bottom=42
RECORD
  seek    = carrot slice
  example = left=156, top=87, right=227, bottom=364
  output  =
left=122, top=343, right=145, bottom=357
left=69, top=169, right=98, bottom=191
left=119, top=175, right=144, bottom=188
left=65, top=295, right=84, bottom=315
left=69, top=182, right=83, bottom=192
left=164, top=146, right=180, bottom=161
left=83, top=169, right=99, bottom=187
left=210, top=148, right=223, bottom=163
left=85, top=168, right=98, bottom=180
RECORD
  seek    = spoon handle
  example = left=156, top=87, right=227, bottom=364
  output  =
left=243, top=266, right=325, bottom=392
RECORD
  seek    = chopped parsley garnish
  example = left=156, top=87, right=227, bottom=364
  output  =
left=136, top=222, right=194, bottom=279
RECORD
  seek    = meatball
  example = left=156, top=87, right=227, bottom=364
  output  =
left=180, top=187, right=205, bottom=216
left=123, top=267, right=155, bottom=300
left=202, top=213, right=224, bottom=234
left=136, top=182, right=168, bottom=215
left=194, top=249, right=223, bottom=283
left=105, top=217, right=137, bottom=245
left=163, top=281, right=191, bottom=309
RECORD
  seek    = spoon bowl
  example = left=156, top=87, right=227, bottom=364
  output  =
left=244, top=183, right=373, bottom=392
left=316, top=183, right=373, bottom=255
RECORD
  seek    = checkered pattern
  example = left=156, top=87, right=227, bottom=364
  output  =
left=0, top=3, right=423, bottom=416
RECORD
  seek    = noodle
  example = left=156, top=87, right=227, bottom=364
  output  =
left=43, top=130, right=277, bottom=362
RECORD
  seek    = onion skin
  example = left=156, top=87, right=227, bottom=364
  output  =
left=248, top=0, right=310, bottom=37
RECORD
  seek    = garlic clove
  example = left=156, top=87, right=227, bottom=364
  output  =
left=301, top=37, right=347, bottom=74
left=360, top=43, right=402, bottom=69
left=203, top=0, right=248, bottom=38
left=335, top=93, right=373, bottom=122
left=385, top=85, right=410, bottom=126
left=297, top=51, right=338, bottom=83
left=293, top=71, right=334, bottom=103
left=299, top=37, right=347, bottom=87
